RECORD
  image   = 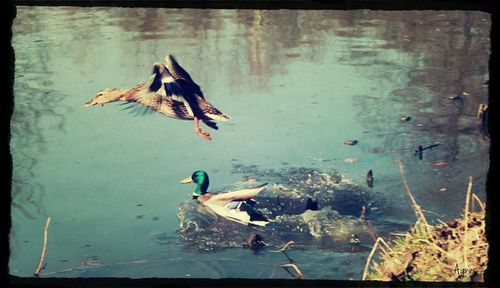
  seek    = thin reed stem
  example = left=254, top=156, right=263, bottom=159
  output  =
left=396, top=158, right=432, bottom=238
left=463, top=177, right=473, bottom=269
left=362, top=237, right=382, bottom=280
left=472, top=193, right=485, bottom=212
left=34, top=217, right=51, bottom=277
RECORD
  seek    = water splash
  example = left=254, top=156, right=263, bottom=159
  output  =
left=175, top=165, right=386, bottom=251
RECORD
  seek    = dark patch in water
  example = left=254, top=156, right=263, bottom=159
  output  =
left=176, top=165, right=389, bottom=251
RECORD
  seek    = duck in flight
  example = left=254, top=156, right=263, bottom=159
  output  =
left=150, top=55, right=221, bottom=140
left=83, top=54, right=230, bottom=140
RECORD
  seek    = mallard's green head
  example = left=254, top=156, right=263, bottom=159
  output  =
left=180, top=170, right=209, bottom=196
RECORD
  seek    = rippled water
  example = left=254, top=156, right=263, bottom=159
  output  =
left=10, top=7, right=490, bottom=279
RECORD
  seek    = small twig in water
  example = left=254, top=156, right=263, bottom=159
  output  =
left=476, top=104, right=488, bottom=119
left=413, top=143, right=440, bottom=154
left=280, top=263, right=304, bottom=279
left=34, top=217, right=51, bottom=277
left=270, top=240, right=295, bottom=253
left=271, top=240, right=305, bottom=279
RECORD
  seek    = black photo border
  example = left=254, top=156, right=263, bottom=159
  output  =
left=3, top=0, right=498, bottom=287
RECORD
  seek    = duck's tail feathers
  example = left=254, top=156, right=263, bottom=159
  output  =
left=252, top=183, right=269, bottom=189
left=205, top=113, right=231, bottom=122
left=202, top=119, right=219, bottom=130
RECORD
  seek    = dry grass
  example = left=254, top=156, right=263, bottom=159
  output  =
left=362, top=159, right=488, bottom=282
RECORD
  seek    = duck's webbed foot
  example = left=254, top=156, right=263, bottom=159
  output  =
left=194, top=117, right=212, bottom=141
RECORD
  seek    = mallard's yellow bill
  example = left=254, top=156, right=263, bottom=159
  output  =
left=180, top=177, right=193, bottom=184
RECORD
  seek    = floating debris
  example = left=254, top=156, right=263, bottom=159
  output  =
left=415, top=144, right=441, bottom=160
left=350, top=234, right=361, bottom=244
left=135, top=215, right=144, bottom=219
left=360, top=206, right=367, bottom=221
left=416, top=145, right=424, bottom=160
left=344, top=140, right=359, bottom=146
left=80, top=243, right=91, bottom=248
left=448, top=95, right=461, bottom=100
left=243, top=234, right=266, bottom=251
left=440, top=188, right=448, bottom=192
left=366, top=170, right=374, bottom=188
left=414, top=143, right=440, bottom=155
left=80, top=256, right=101, bottom=268
left=477, top=104, right=489, bottom=138
left=432, top=161, right=447, bottom=167
left=132, top=260, right=148, bottom=264
left=476, top=104, right=488, bottom=120
left=400, top=116, right=411, bottom=122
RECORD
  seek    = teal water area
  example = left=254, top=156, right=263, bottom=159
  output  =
left=10, top=8, right=490, bottom=279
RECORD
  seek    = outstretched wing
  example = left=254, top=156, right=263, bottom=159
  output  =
left=124, top=76, right=183, bottom=119
left=148, top=63, right=187, bottom=103
left=207, top=183, right=268, bottom=206
left=129, top=83, right=194, bottom=120
left=163, top=81, right=185, bottom=102
left=127, top=83, right=167, bottom=114
left=118, top=101, right=157, bottom=117
left=148, top=63, right=168, bottom=93
left=164, top=54, right=205, bottom=99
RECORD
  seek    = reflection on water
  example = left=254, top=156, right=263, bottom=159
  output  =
left=11, top=26, right=69, bottom=219
left=11, top=7, right=489, bottom=279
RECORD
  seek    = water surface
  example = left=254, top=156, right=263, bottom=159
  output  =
left=10, top=7, right=490, bottom=279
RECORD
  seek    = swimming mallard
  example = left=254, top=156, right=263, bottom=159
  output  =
left=181, top=170, right=269, bottom=227
left=83, top=55, right=230, bottom=140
